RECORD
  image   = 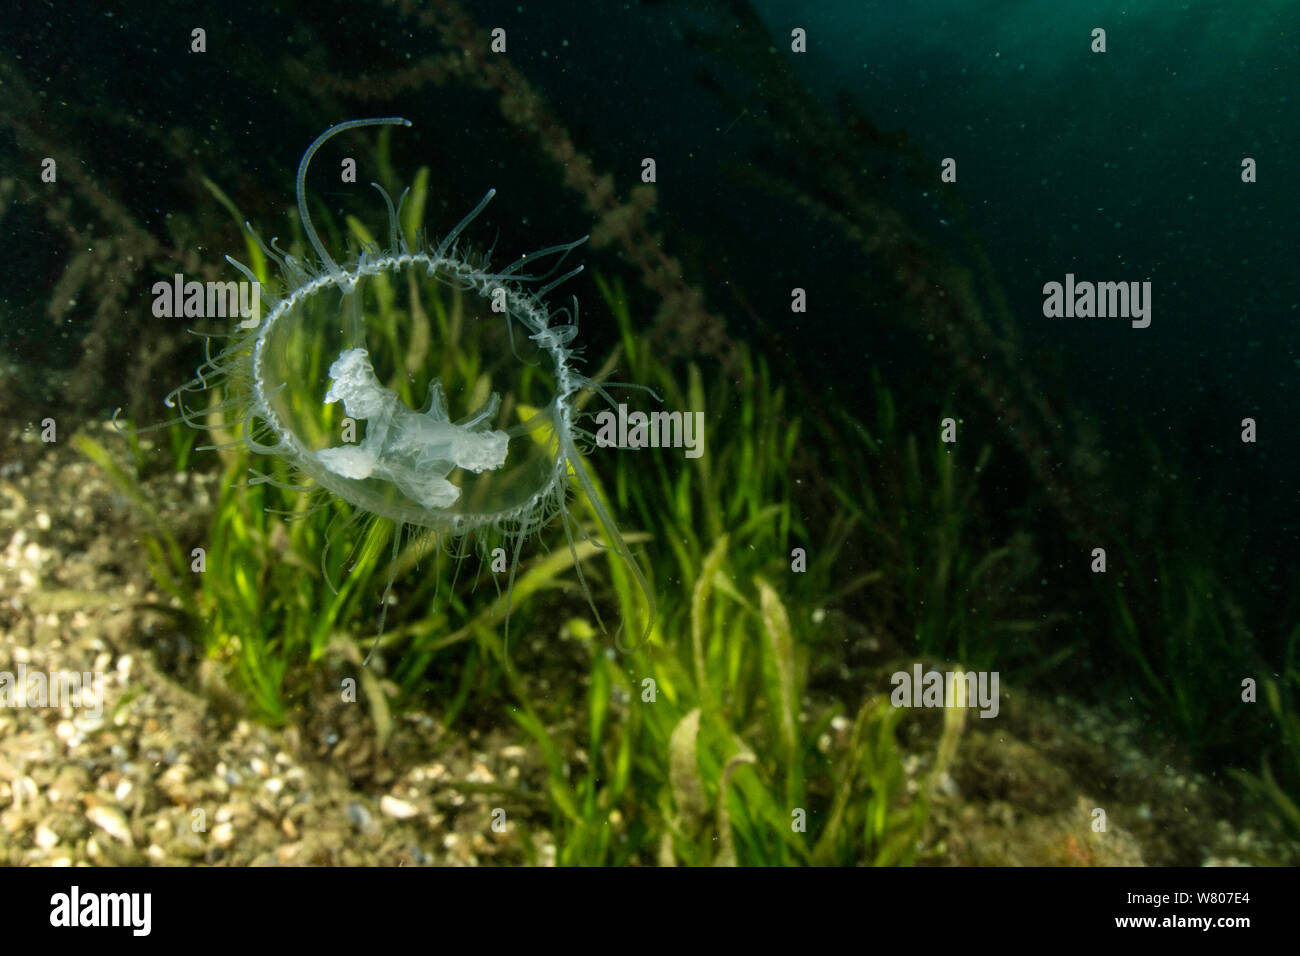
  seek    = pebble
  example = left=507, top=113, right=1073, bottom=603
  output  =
left=86, top=805, right=133, bottom=846
left=12, top=776, right=36, bottom=809
left=347, top=801, right=377, bottom=834
left=158, top=765, right=192, bottom=804
left=34, top=824, right=58, bottom=849
left=380, top=795, right=419, bottom=819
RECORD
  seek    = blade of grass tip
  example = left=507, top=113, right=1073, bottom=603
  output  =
left=709, top=572, right=756, bottom=615
left=399, top=166, right=429, bottom=247
left=714, top=751, right=758, bottom=866
left=668, top=708, right=707, bottom=836
left=373, top=124, right=397, bottom=193
left=595, top=273, right=637, bottom=370
left=692, top=535, right=729, bottom=713
left=72, top=434, right=159, bottom=524
left=358, top=666, right=394, bottom=751
left=755, top=577, right=797, bottom=780
left=346, top=216, right=395, bottom=314
left=588, top=645, right=611, bottom=759
left=812, top=696, right=877, bottom=863
left=930, top=669, right=968, bottom=797
left=610, top=698, right=635, bottom=802
left=405, top=269, right=431, bottom=376
left=687, top=364, right=722, bottom=542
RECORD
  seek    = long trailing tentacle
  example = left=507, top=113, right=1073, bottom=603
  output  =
left=297, top=117, right=412, bottom=277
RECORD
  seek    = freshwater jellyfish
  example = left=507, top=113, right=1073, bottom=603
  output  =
left=164, top=117, right=655, bottom=655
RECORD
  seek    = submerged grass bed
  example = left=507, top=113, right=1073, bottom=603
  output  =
left=75, top=174, right=1300, bottom=858
left=77, top=262, right=965, bottom=863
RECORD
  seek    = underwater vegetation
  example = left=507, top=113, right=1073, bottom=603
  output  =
left=674, top=2, right=1300, bottom=839
left=80, top=266, right=975, bottom=864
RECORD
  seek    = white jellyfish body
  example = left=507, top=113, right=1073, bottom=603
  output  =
left=316, top=347, right=509, bottom=510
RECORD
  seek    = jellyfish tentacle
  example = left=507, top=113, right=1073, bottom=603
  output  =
left=296, top=117, right=412, bottom=277
left=436, top=189, right=496, bottom=258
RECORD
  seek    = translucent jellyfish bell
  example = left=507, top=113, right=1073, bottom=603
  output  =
left=170, top=117, right=655, bottom=652
left=254, top=242, right=569, bottom=537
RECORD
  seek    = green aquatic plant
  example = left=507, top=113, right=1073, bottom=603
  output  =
left=502, top=434, right=931, bottom=866
left=483, top=280, right=976, bottom=865
left=97, top=249, right=1300, bottom=854
left=82, top=262, right=956, bottom=863
left=70, top=124, right=1028, bottom=860
left=1100, top=549, right=1300, bottom=836
left=510, top=537, right=924, bottom=867
left=71, top=427, right=198, bottom=624
left=815, top=369, right=1051, bottom=672
left=1231, top=623, right=1300, bottom=836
